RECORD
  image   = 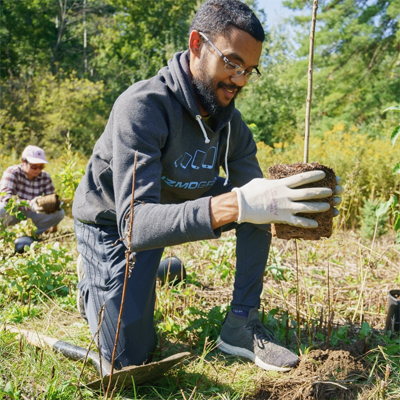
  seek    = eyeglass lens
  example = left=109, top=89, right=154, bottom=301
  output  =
left=224, top=64, right=259, bottom=82
left=30, top=164, right=45, bottom=170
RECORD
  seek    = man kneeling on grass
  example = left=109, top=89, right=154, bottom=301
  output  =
left=73, top=0, right=342, bottom=372
left=0, top=145, right=65, bottom=235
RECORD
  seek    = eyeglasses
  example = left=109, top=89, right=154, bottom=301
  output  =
left=199, top=32, right=261, bottom=83
left=28, top=163, right=45, bottom=170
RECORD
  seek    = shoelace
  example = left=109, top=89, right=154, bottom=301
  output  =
left=244, top=319, right=280, bottom=349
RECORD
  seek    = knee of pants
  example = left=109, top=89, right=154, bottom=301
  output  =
left=0, top=204, right=20, bottom=227
left=0, top=203, right=6, bottom=218
left=32, top=209, right=65, bottom=233
left=52, top=208, right=65, bottom=225
left=43, top=208, right=65, bottom=225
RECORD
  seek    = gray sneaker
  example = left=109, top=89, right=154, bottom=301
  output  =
left=217, top=308, right=299, bottom=372
left=76, top=254, right=88, bottom=322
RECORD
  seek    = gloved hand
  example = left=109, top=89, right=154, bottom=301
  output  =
left=333, top=176, right=343, bottom=217
left=232, top=171, right=332, bottom=228
left=29, top=197, right=47, bottom=214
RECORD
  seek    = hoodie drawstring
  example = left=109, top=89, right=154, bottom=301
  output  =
left=224, top=121, right=231, bottom=186
left=195, top=115, right=210, bottom=143
left=195, top=115, right=231, bottom=186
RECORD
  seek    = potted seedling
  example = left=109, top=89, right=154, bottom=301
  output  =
left=268, top=0, right=336, bottom=240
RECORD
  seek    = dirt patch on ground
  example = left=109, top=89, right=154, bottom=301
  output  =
left=255, top=344, right=369, bottom=399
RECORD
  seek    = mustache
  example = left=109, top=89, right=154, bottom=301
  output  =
left=217, top=82, right=242, bottom=94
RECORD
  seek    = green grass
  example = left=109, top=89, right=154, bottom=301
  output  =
left=1, top=134, right=400, bottom=399
left=1, top=214, right=399, bottom=399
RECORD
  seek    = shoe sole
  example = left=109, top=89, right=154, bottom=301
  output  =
left=217, top=337, right=292, bottom=372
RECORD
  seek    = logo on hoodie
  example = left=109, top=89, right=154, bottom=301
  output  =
left=174, top=143, right=218, bottom=170
left=161, top=144, right=218, bottom=191
left=161, top=176, right=217, bottom=190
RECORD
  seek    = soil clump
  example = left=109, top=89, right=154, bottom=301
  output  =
left=255, top=345, right=368, bottom=399
left=268, top=162, right=336, bottom=240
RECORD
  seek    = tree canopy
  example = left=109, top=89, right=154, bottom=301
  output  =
left=0, top=0, right=398, bottom=156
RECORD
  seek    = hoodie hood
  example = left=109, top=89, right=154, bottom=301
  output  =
left=73, top=49, right=262, bottom=231
left=158, top=50, right=236, bottom=134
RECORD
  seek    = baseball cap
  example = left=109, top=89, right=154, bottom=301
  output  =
left=21, top=145, right=49, bottom=164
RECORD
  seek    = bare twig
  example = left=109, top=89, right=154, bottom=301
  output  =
left=177, top=380, right=188, bottom=400
left=370, top=218, right=380, bottom=257
left=74, top=303, right=105, bottom=399
left=109, top=377, right=120, bottom=400
left=304, top=0, right=318, bottom=163
left=105, top=151, right=139, bottom=399
left=188, top=372, right=204, bottom=400
left=327, top=311, right=334, bottom=346
left=311, top=380, right=349, bottom=390
left=97, top=303, right=106, bottom=392
left=293, top=331, right=303, bottom=356
left=326, top=260, right=331, bottom=347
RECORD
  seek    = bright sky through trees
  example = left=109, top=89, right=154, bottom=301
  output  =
left=257, top=0, right=304, bottom=28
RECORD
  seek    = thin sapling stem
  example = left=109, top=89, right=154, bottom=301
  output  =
left=105, top=151, right=138, bottom=399
left=304, top=0, right=318, bottom=163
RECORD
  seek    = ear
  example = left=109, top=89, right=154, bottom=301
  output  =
left=188, top=30, right=203, bottom=59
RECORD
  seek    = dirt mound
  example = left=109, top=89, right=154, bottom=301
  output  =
left=255, top=347, right=368, bottom=400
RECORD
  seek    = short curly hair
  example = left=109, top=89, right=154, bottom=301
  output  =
left=189, top=0, right=265, bottom=43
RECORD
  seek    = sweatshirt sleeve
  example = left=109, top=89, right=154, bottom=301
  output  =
left=0, top=168, right=17, bottom=203
left=110, top=89, right=219, bottom=252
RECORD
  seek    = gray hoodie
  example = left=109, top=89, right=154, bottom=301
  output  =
left=72, top=51, right=263, bottom=251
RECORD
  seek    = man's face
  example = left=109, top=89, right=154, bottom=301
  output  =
left=22, top=161, right=45, bottom=180
left=192, top=28, right=262, bottom=118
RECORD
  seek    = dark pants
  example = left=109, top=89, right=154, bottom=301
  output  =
left=74, top=177, right=271, bottom=368
left=0, top=203, right=65, bottom=235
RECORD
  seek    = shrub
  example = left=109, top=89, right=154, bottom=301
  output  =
left=256, top=122, right=400, bottom=229
left=359, top=199, right=388, bottom=240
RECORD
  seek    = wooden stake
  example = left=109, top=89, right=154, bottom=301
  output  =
left=304, top=0, right=319, bottom=163
left=295, top=239, right=301, bottom=340
left=326, top=260, right=331, bottom=347
left=105, top=151, right=138, bottom=399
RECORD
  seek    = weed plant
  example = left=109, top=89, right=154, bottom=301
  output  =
left=359, top=199, right=389, bottom=240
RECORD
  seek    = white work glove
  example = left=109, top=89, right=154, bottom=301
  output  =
left=333, top=176, right=343, bottom=217
left=29, top=197, right=46, bottom=214
left=232, top=171, right=332, bottom=228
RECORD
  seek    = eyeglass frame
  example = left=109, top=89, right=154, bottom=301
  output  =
left=23, top=160, right=45, bottom=170
left=198, top=31, right=261, bottom=82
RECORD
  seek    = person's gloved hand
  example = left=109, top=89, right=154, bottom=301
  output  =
left=333, top=176, right=343, bottom=217
left=29, top=197, right=46, bottom=214
left=232, top=171, right=332, bottom=228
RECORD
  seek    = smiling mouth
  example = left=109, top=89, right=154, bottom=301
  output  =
left=221, top=87, right=236, bottom=99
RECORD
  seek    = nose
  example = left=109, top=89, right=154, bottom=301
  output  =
left=230, top=73, right=247, bottom=87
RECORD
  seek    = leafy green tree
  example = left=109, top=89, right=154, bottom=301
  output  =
left=0, top=0, right=113, bottom=155
left=0, top=0, right=57, bottom=78
left=238, top=0, right=399, bottom=145
left=282, top=0, right=400, bottom=133
left=0, top=70, right=107, bottom=156
left=237, top=26, right=299, bottom=146
left=91, top=0, right=198, bottom=96
left=0, top=0, right=114, bottom=78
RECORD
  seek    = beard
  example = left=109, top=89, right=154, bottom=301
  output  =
left=192, top=59, right=242, bottom=120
